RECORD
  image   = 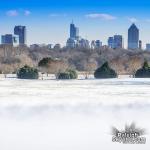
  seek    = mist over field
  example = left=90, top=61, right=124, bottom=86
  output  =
left=0, top=78, right=149, bottom=150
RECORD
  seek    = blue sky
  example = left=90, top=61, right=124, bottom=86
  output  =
left=1, top=0, right=150, bottom=48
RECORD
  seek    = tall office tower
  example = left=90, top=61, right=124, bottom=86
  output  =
left=14, top=26, right=26, bottom=45
left=1, top=34, right=13, bottom=45
left=108, top=37, right=114, bottom=48
left=70, top=22, right=79, bottom=39
left=67, top=22, right=80, bottom=48
left=128, top=23, right=139, bottom=50
left=113, top=35, right=123, bottom=49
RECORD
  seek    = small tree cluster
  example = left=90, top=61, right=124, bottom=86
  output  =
left=135, top=61, right=150, bottom=78
left=38, top=57, right=53, bottom=67
left=17, top=65, right=39, bottom=79
left=94, top=62, right=117, bottom=79
left=58, top=69, right=78, bottom=80
left=38, top=57, right=68, bottom=78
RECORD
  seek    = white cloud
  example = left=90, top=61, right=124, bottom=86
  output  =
left=85, top=13, right=117, bottom=20
left=24, top=10, right=31, bottom=16
left=6, top=10, right=18, bottom=17
left=127, top=17, right=138, bottom=23
left=49, top=13, right=67, bottom=17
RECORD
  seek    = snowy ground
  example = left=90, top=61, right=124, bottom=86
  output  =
left=0, top=77, right=150, bottom=150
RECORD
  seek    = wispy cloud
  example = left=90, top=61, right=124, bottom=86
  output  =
left=24, top=10, right=31, bottom=16
left=49, top=13, right=67, bottom=17
left=6, top=10, right=18, bottom=17
left=127, top=17, right=138, bottom=23
left=6, top=9, right=31, bottom=17
left=85, top=13, right=117, bottom=20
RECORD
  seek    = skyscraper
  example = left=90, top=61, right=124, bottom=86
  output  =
left=108, top=37, right=114, bottom=48
left=70, top=22, right=79, bottom=39
left=67, top=22, right=79, bottom=48
left=14, top=26, right=26, bottom=45
left=1, top=34, right=13, bottom=45
left=128, top=24, right=139, bottom=50
left=95, top=40, right=102, bottom=48
left=108, top=35, right=123, bottom=49
left=67, top=22, right=90, bottom=49
left=146, top=44, right=150, bottom=51
left=114, top=35, right=123, bottom=49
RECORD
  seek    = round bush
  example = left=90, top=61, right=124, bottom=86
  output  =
left=58, top=69, right=78, bottom=80
left=17, top=65, right=39, bottom=79
left=67, top=69, right=78, bottom=79
left=94, top=62, right=117, bottom=79
left=135, top=61, right=150, bottom=78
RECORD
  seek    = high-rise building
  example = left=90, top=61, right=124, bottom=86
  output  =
left=70, top=22, right=79, bottom=40
left=95, top=40, right=102, bottom=48
left=128, top=24, right=139, bottom=50
left=14, top=26, right=26, bottom=45
left=91, top=40, right=96, bottom=49
left=67, top=22, right=80, bottom=48
left=91, top=40, right=102, bottom=49
left=1, top=34, right=13, bottom=45
left=66, top=38, right=77, bottom=48
left=67, top=22, right=90, bottom=49
left=108, top=37, right=114, bottom=48
left=54, top=44, right=61, bottom=50
left=146, top=44, right=150, bottom=51
left=1, top=34, right=19, bottom=46
left=78, top=38, right=90, bottom=49
left=108, top=35, right=123, bottom=49
left=114, top=35, right=123, bottom=49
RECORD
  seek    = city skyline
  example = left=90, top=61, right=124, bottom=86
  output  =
left=1, top=0, right=150, bottom=48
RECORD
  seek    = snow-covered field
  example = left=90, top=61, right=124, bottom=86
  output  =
left=0, top=77, right=149, bottom=150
